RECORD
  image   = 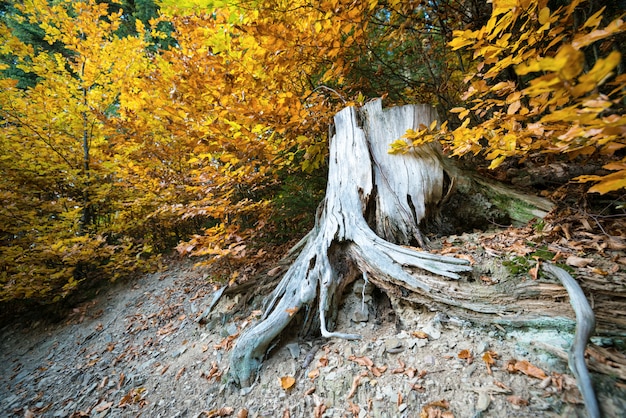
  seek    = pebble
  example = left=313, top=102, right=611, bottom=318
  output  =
left=476, top=341, right=489, bottom=354
left=352, top=305, right=369, bottom=322
left=171, top=346, right=187, bottom=358
left=286, top=342, right=300, bottom=359
left=476, top=392, right=491, bottom=412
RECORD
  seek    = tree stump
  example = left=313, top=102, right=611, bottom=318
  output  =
left=227, top=100, right=472, bottom=386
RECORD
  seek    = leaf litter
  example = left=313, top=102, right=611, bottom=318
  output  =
left=1, top=230, right=625, bottom=418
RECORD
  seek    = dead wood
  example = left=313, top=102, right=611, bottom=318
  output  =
left=224, top=100, right=621, bottom=394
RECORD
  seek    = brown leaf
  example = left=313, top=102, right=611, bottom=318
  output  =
left=412, top=331, right=429, bottom=339
left=94, top=401, right=113, bottom=412
left=458, top=349, right=473, bottom=361
left=370, top=365, right=387, bottom=377
left=175, top=366, right=186, bottom=380
left=566, top=256, right=593, bottom=268
left=347, top=400, right=360, bottom=415
left=348, top=355, right=374, bottom=368
left=347, top=371, right=367, bottom=398
left=506, top=395, right=529, bottom=406
left=285, top=307, right=299, bottom=316
left=510, top=359, right=548, bottom=379
left=308, top=368, right=320, bottom=380
left=201, top=407, right=235, bottom=417
left=313, top=403, right=326, bottom=418
left=237, top=409, right=248, bottom=418
left=428, top=399, right=450, bottom=409
left=608, top=238, right=626, bottom=250
left=480, top=275, right=496, bottom=285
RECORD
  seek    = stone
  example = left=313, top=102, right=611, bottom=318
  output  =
left=285, top=343, right=300, bottom=359
left=352, top=305, right=369, bottom=323
left=476, top=391, right=491, bottom=412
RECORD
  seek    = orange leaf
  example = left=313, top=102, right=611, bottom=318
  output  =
left=412, top=331, right=429, bottom=339
left=482, top=351, right=498, bottom=374
left=280, top=376, right=296, bottom=390
left=348, top=355, right=374, bottom=368
left=510, top=359, right=548, bottom=379
left=506, top=395, right=529, bottom=406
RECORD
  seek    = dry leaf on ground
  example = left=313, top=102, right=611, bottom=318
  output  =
left=507, top=359, right=548, bottom=379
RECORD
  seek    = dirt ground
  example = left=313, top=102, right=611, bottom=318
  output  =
left=2, top=236, right=626, bottom=418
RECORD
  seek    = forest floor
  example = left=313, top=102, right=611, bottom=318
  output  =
left=1, top=229, right=626, bottom=418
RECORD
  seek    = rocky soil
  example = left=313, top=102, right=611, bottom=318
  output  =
left=2, top=245, right=626, bottom=418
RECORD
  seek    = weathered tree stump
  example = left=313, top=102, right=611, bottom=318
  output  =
left=226, top=100, right=596, bottom=391
left=227, top=100, right=473, bottom=386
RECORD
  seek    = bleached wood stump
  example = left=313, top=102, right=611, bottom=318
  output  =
left=227, top=100, right=471, bottom=386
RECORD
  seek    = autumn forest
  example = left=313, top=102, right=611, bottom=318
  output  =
left=1, top=0, right=625, bottom=310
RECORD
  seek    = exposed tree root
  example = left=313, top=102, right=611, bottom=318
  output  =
left=543, top=263, right=600, bottom=418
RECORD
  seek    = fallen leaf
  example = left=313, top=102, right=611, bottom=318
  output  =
left=347, top=371, right=368, bottom=398
left=420, top=399, right=452, bottom=418
left=237, top=409, right=248, bottom=418
left=566, top=256, right=593, bottom=267
left=480, top=275, right=496, bottom=285
left=119, top=387, right=146, bottom=407
left=370, top=365, right=387, bottom=377
left=608, top=238, right=626, bottom=250
left=506, top=395, right=529, bottom=406
left=308, top=368, right=320, bottom=380
left=280, top=376, right=296, bottom=390
left=348, top=355, right=374, bottom=368
left=482, top=351, right=498, bottom=374
left=347, top=400, right=360, bottom=415
left=285, top=307, right=299, bottom=316
left=457, top=254, right=476, bottom=265
left=94, top=401, right=113, bottom=412
left=282, top=409, right=290, bottom=418
left=412, top=331, right=429, bottom=339
left=201, top=407, right=235, bottom=417
left=508, top=359, right=548, bottom=379
left=427, top=399, right=450, bottom=409
left=458, top=349, right=473, bottom=363
left=175, top=366, right=186, bottom=380
left=313, top=403, right=326, bottom=418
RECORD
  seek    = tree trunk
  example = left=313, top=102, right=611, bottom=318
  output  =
left=226, top=100, right=589, bottom=387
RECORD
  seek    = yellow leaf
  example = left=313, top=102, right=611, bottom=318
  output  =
left=538, top=7, right=551, bottom=25
left=586, top=170, right=626, bottom=194
left=507, top=100, right=521, bottom=115
left=280, top=376, right=296, bottom=390
left=572, top=18, right=626, bottom=49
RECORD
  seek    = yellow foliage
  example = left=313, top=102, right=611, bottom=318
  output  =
left=439, top=0, right=626, bottom=193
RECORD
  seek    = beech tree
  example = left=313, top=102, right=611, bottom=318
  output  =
left=0, top=0, right=161, bottom=302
